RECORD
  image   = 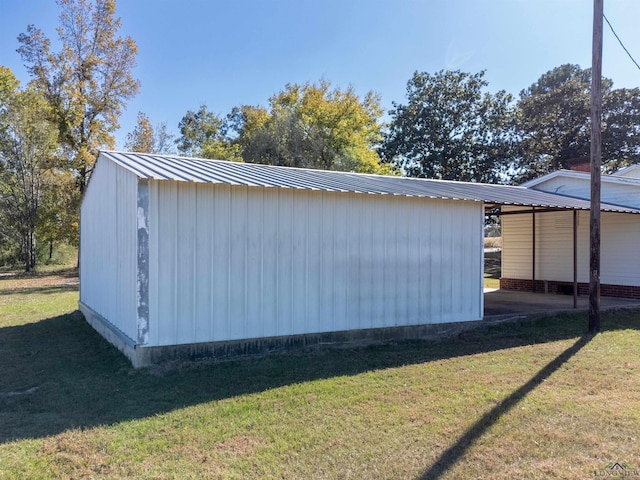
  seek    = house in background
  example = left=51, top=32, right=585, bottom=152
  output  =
left=501, top=164, right=640, bottom=298
left=79, top=152, right=637, bottom=367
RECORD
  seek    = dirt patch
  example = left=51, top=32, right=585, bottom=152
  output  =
left=214, top=435, right=265, bottom=456
left=0, top=268, right=78, bottom=292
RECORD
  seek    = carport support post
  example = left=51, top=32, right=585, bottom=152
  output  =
left=573, top=210, right=578, bottom=309
left=532, top=207, right=536, bottom=293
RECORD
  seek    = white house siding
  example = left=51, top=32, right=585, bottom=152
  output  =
left=531, top=176, right=640, bottom=209
left=80, top=158, right=138, bottom=341
left=146, top=181, right=483, bottom=347
left=502, top=208, right=640, bottom=286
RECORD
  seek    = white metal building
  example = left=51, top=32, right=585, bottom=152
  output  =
left=501, top=167, right=640, bottom=298
left=79, top=152, right=637, bottom=367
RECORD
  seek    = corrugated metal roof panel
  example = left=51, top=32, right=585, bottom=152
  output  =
left=100, top=151, right=640, bottom=214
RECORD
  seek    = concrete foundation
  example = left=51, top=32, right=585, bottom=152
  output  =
left=79, top=300, right=483, bottom=368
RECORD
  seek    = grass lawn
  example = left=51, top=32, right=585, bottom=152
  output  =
left=1, top=270, right=639, bottom=479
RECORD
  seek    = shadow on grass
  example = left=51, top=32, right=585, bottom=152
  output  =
left=418, top=334, right=592, bottom=479
left=0, top=308, right=638, bottom=444
left=0, top=285, right=79, bottom=296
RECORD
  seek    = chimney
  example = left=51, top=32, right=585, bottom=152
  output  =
left=568, top=157, right=591, bottom=172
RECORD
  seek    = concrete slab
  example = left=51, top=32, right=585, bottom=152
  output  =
left=484, top=289, right=640, bottom=319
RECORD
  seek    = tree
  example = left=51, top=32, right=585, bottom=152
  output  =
left=515, top=64, right=640, bottom=181
left=516, top=64, right=596, bottom=180
left=0, top=87, right=59, bottom=271
left=176, top=104, right=242, bottom=161
left=17, top=0, right=139, bottom=192
left=0, top=66, right=19, bottom=107
left=124, top=111, right=155, bottom=153
left=125, top=112, right=176, bottom=154
left=601, top=87, right=640, bottom=172
left=153, top=122, right=176, bottom=155
left=236, top=81, right=393, bottom=174
left=37, top=169, right=80, bottom=260
left=381, top=70, right=514, bottom=183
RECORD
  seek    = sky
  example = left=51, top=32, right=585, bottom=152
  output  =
left=1, top=0, right=639, bottom=149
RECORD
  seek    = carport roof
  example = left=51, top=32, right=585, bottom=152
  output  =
left=100, top=151, right=640, bottom=214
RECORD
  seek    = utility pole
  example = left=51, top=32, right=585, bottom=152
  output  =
left=589, top=0, right=603, bottom=333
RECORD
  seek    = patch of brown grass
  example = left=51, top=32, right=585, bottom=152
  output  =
left=0, top=268, right=78, bottom=292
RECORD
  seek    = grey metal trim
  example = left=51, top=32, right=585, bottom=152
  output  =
left=79, top=301, right=137, bottom=349
left=137, top=179, right=150, bottom=345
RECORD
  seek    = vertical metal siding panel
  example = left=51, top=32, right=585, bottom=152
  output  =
left=347, top=194, right=363, bottom=330
left=371, top=198, right=385, bottom=328
left=246, top=187, right=263, bottom=338
left=227, top=187, right=248, bottom=340
left=156, top=182, right=178, bottom=345
left=447, top=202, right=459, bottom=322
left=175, top=183, right=196, bottom=344
left=212, top=185, right=231, bottom=341
left=119, top=165, right=138, bottom=341
left=305, top=192, right=321, bottom=334
left=383, top=199, right=394, bottom=325
left=276, top=189, right=293, bottom=336
left=140, top=183, right=484, bottom=347
left=433, top=202, right=443, bottom=323
left=443, top=201, right=454, bottom=323
left=80, top=158, right=137, bottom=341
left=320, top=193, right=335, bottom=331
left=209, top=187, right=217, bottom=340
left=464, top=204, right=483, bottom=320
left=261, top=189, right=278, bottom=337
left=194, top=184, right=213, bottom=341
left=395, top=198, right=408, bottom=325
left=291, top=191, right=308, bottom=334
left=333, top=193, right=348, bottom=331
left=418, top=199, right=430, bottom=324
left=148, top=181, right=159, bottom=346
left=358, top=196, right=374, bottom=329
left=406, top=200, right=420, bottom=325
left=463, top=204, right=473, bottom=316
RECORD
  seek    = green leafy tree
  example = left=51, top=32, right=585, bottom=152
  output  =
left=17, top=0, right=139, bottom=192
left=0, top=66, right=19, bottom=107
left=0, top=87, right=59, bottom=271
left=176, top=104, right=242, bottom=161
left=37, top=169, right=80, bottom=260
left=601, top=87, right=640, bottom=172
left=381, top=70, right=515, bottom=183
left=236, top=81, right=394, bottom=174
left=515, top=64, right=640, bottom=180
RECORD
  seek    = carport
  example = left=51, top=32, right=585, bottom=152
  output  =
left=484, top=199, right=640, bottom=313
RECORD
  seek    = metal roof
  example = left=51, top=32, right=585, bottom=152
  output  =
left=100, top=151, right=640, bottom=214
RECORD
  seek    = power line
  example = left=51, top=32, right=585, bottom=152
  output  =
left=603, top=13, right=640, bottom=73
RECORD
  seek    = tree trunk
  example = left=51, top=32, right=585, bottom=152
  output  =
left=23, top=227, right=37, bottom=272
left=49, top=239, right=53, bottom=260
